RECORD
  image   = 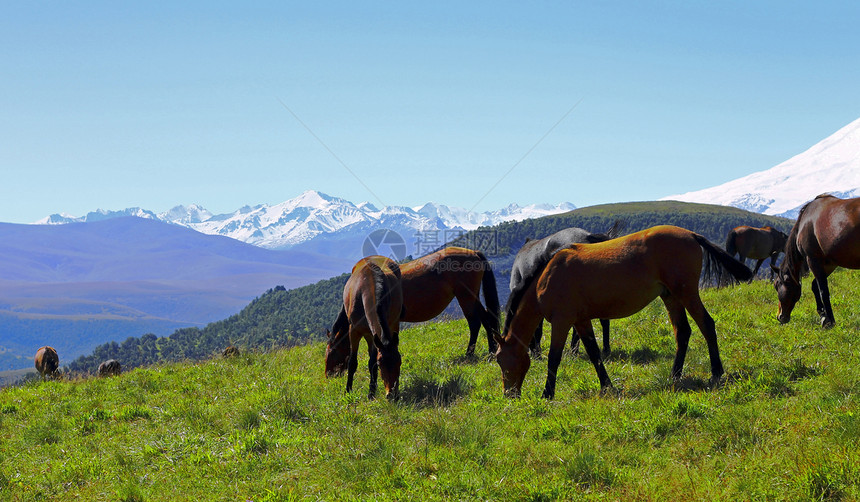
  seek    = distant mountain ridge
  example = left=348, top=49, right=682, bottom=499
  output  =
left=36, top=191, right=576, bottom=252
left=0, top=217, right=354, bottom=370
left=662, top=117, right=860, bottom=217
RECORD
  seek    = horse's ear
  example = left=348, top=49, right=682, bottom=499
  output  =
left=524, top=237, right=532, bottom=243
left=373, top=335, right=385, bottom=350
left=326, top=329, right=332, bottom=339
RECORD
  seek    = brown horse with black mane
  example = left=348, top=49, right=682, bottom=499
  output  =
left=326, top=247, right=499, bottom=376
left=326, top=255, right=404, bottom=400
left=495, top=225, right=753, bottom=399
left=773, top=194, right=860, bottom=328
left=726, top=225, right=788, bottom=277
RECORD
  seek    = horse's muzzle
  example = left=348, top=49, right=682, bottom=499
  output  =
left=777, top=313, right=790, bottom=324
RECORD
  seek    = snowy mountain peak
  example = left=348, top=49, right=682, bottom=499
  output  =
left=34, top=193, right=576, bottom=252
left=662, top=117, right=860, bottom=217
left=159, top=204, right=213, bottom=224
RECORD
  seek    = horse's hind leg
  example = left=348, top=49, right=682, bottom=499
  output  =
left=457, top=296, right=483, bottom=357
left=568, top=320, right=612, bottom=394
left=662, top=294, right=692, bottom=381
left=677, top=293, right=724, bottom=382
left=752, top=259, right=764, bottom=277
left=599, top=319, right=611, bottom=357
left=345, top=337, right=360, bottom=393
left=569, top=326, right=580, bottom=355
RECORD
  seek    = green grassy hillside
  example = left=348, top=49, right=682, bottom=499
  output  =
left=3, top=269, right=859, bottom=500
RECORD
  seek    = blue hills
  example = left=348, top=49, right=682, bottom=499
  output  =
left=0, top=217, right=352, bottom=370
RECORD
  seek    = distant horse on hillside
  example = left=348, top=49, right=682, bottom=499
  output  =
left=507, top=222, right=623, bottom=358
left=495, top=225, right=753, bottom=399
left=326, top=255, right=404, bottom=400
left=773, top=194, right=860, bottom=328
left=98, top=359, right=122, bottom=377
left=326, top=247, right=499, bottom=377
left=34, top=346, right=60, bottom=380
left=725, top=225, right=788, bottom=277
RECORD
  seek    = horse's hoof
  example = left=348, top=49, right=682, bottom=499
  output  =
left=821, top=318, right=835, bottom=329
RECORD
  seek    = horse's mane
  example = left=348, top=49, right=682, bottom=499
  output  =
left=502, top=221, right=625, bottom=336
left=781, top=198, right=822, bottom=281
left=331, top=306, right=348, bottom=336
left=365, top=261, right=388, bottom=310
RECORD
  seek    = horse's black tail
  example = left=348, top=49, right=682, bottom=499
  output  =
left=585, top=219, right=626, bottom=243
left=693, top=233, right=753, bottom=286
left=476, top=251, right=500, bottom=336
left=725, top=229, right=737, bottom=258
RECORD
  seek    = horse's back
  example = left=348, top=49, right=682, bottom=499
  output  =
left=812, top=196, right=860, bottom=269
left=537, top=226, right=698, bottom=321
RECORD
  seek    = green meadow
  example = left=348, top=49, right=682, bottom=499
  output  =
left=2, top=270, right=859, bottom=501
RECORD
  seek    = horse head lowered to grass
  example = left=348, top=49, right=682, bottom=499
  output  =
left=325, top=255, right=404, bottom=400
left=495, top=225, right=753, bottom=399
left=773, top=194, right=860, bottom=328
left=326, top=246, right=500, bottom=379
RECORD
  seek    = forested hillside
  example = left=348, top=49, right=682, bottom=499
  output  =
left=67, top=201, right=793, bottom=375
left=67, top=274, right=349, bottom=374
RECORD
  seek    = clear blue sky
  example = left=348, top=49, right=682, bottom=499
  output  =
left=3, top=2, right=859, bottom=223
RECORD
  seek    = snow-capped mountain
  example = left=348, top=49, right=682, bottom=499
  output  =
left=36, top=191, right=575, bottom=252
left=662, top=117, right=860, bottom=218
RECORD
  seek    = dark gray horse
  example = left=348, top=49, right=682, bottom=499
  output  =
left=507, top=222, right=624, bottom=358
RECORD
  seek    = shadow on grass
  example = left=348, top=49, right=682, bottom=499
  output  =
left=399, top=373, right=472, bottom=408
left=600, top=346, right=673, bottom=365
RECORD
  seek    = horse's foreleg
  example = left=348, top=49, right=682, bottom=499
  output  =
left=367, top=344, right=378, bottom=399
left=346, top=347, right=359, bottom=393
left=530, top=320, right=544, bottom=359
left=599, top=319, right=611, bottom=357
left=810, top=274, right=835, bottom=328
left=542, top=321, right=572, bottom=399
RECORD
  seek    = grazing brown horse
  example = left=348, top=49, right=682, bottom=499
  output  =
left=773, top=194, right=860, bottom=328
left=495, top=225, right=753, bottom=399
left=326, top=247, right=499, bottom=376
left=222, top=346, right=240, bottom=358
left=326, top=255, right=404, bottom=399
left=725, top=225, right=788, bottom=277
left=508, top=222, right=623, bottom=358
left=34, top=346, right=59, bottom=379
left=98, top=359, right=122, bottom=377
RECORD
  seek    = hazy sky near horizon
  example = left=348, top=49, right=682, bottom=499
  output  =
left=3, top=2, right=859, bottom=223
